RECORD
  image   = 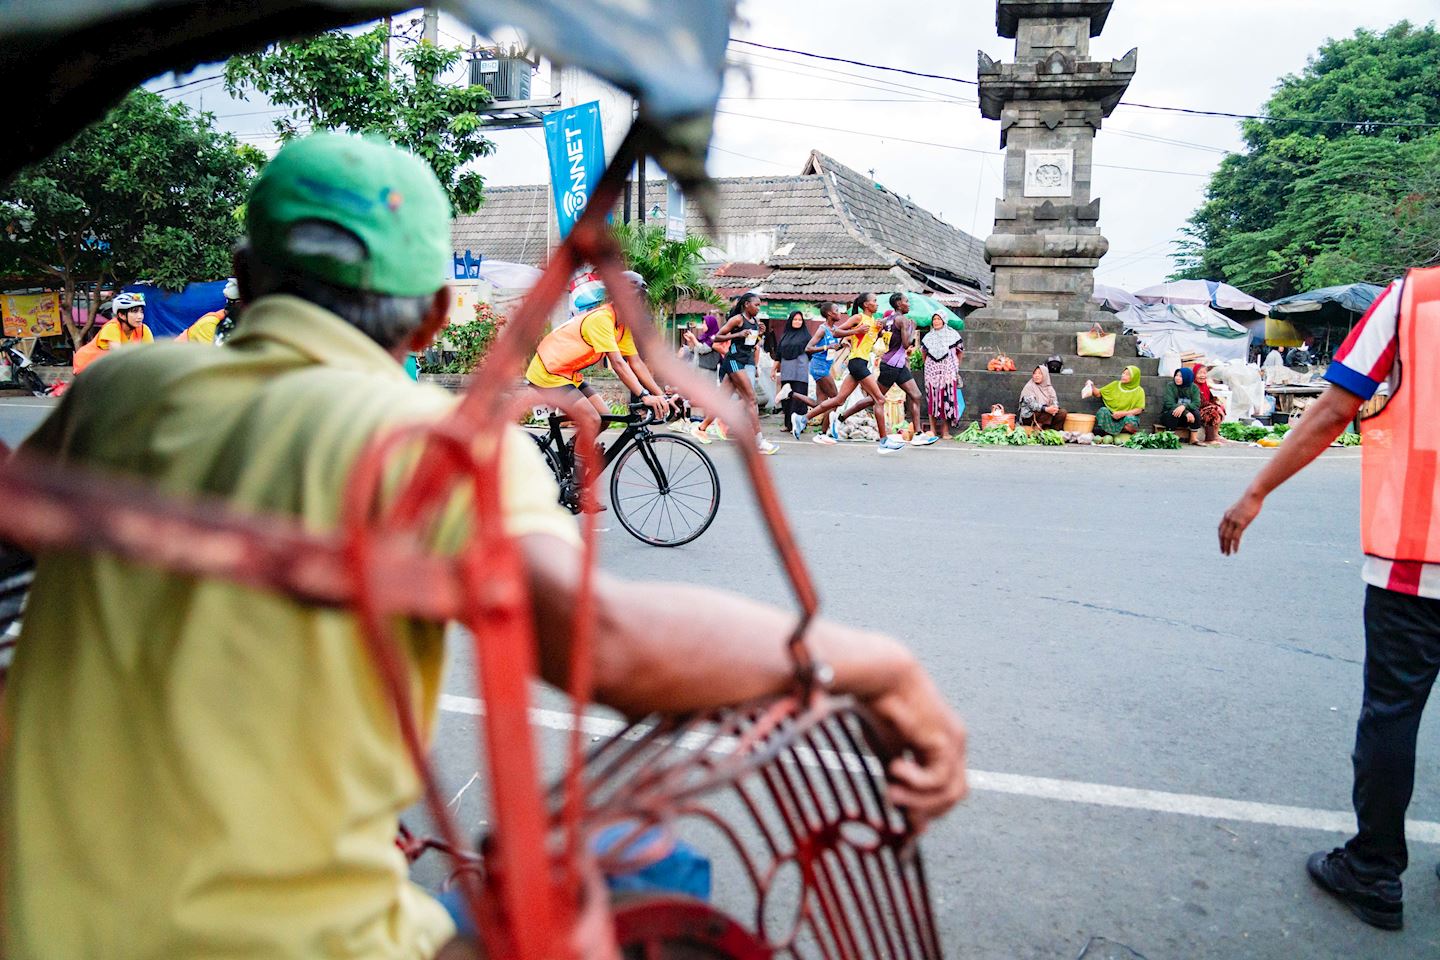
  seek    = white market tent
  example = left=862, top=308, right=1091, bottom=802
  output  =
left=1116, top=303, right=1252, bottom=365
left=1091, top=284, right=1145, bottom=312
left=1133, top=280, right=1270, bottom=316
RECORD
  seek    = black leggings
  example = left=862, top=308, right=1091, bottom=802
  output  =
left=780, top=380, right=811, bottom=423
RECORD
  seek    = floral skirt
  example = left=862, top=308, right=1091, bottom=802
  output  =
left=925, top=355, right=961, bottom=423
left=1095, top=408, right=1140, bottom=436
left=1200, top=400, right=1225, bottom=428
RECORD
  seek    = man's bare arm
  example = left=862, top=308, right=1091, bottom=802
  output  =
left=1219, top=384, right=1363, bottom=555
left=521, top=535, right=967, bottom=826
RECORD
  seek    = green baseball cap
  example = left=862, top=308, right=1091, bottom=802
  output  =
left=246, top=132, right=452, bottom=298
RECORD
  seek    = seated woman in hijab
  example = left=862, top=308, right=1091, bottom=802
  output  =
left=1018, top=365, right=1067, bottom=431
left=1193, top=364, right=1226, bottom=444
left=1083, top=365, right=1146, bottom=436
left=1159, top=366, right=1204, bottom=443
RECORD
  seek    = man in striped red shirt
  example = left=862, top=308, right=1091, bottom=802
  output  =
left=1219, top=270, right=1440, bottom=931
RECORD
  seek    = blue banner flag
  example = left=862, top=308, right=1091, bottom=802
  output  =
left=543, top=101, right=606, bottom=240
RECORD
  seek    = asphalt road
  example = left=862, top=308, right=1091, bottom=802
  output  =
left=4, top=400, right=1434, bottom=958
left=427, top=430, right=1436, bottom=960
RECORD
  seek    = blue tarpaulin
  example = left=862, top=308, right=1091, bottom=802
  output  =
left=1270, top=283, right=1385, bottom=319
left=123, top=281, right=227, bottom=338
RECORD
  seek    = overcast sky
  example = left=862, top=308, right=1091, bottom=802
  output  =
left=170, top=1, right=1437, bottom=292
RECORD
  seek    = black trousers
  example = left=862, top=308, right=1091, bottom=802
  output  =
left=1344, top=585, right=1440, bottom=884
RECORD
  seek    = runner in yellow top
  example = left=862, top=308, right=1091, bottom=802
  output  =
left=72, top=292, right=153, bottom=373
left=801, top=292, right=899, bottom=451
left=525, top=270, right=671, bottom=435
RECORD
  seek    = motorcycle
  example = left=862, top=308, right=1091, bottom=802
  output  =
left=0, top=338, right=55, bottom=397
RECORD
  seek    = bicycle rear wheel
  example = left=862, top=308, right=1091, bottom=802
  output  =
left=609, top=434, right=720, bottom=547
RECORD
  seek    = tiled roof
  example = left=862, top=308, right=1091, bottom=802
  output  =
left=451, top=184, right=549, bottom=266
left=752, top=267, right=915, bottom=300
left=449, top=150, right=991, bottom=294
left=803, top=151, right=990, bottom=290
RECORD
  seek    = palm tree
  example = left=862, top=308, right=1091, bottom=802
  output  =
left=613, top=222, right=720, bottom=340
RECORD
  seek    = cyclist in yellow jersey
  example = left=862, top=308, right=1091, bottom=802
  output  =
left=525, top=270, right=671, bottom=436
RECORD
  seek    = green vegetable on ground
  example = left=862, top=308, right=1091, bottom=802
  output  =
left=1124, top=431, right=1184, bottom=450
left=1038, top=430, right=1066, bottom=446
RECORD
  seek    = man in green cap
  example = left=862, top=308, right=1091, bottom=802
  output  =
left=3, top=133, right=967, bottom=959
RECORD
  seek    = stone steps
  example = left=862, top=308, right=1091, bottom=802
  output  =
left=962, top=329, right=1141, bottom=357
left=963, top=352, right=1158, bottom=377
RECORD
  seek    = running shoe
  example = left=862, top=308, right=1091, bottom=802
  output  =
left=881, top=436, right=907, bottom=451
left=877, top=439, right=904, bottom=455
left=791, top=412, right=807, bottom=440
left=690, top=424, right=712, bottom=445
left=707, top=423, right=729, bottom=441
left=812, top=433, right=838, bottom=445
left=827, top=417, right=840, bottom=442
left=775, top=383, right=793, bottom=402
left=757, top=438, right=779, bottom=455
left=911, top=432, right=940, bottom=446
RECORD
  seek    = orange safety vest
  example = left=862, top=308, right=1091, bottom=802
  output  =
left=534, top=304, right=626, bottom=379
left=1361, top=265, right=1440, bottom=563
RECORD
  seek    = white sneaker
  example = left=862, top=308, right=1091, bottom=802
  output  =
left=813, top=433, right=837, bottom=445
left=757, top=438, right=779, bottom=455
left=791, top=413, right=807, bottom=439
left=911, top=433, right=939, bottom=446
left=690, top=424, right=712, bottom=445
left=775, top=383, right=792, bottom=402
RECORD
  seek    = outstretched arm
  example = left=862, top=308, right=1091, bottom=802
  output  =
left=523, top=534, right=967, bottom=827
left=1218, top=385, right=1363, bottom=555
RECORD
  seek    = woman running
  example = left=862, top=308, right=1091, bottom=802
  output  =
left=804, top=293, right=901, bottom=452
left=713, top=292, right=778, bottom=455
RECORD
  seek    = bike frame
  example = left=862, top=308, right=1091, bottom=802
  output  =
left=541, top=410, right=673, bottom=492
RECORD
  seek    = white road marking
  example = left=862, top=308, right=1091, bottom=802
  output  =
left=438, top=694, right=1440, bottom=844
left=764, top=435, right=1360, bottom=463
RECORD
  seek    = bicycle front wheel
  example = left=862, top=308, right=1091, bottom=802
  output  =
left=608, top=434, right=720, bottom=547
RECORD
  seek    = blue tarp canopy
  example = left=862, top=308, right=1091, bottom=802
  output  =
left=123, top=281, right=227, bottom=338
left=1270, top=283, right=1386, bottom=321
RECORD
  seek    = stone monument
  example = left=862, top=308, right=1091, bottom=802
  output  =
left=959, top=1, right=1163, bottom=424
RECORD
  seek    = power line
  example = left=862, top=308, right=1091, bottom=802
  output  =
left=732, top=38, right=978, bottom=88
left=730, top=37, right=1440, bottom=131
left=716, top=109, right=1226, bottom=179
left=153, top=72, right=223, bottom=95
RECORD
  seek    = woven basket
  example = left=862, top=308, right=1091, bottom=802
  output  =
left=980, top=412, right=1017, bottom=431
left=1063, top=413, right=1096, bottom=433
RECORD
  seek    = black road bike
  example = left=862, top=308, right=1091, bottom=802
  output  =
left=531, top=402, right=720, bottom=547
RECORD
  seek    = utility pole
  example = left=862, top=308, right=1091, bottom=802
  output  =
left=422, top=8, right=439, bottom=46
left=383, top=15, right=392, bottom=81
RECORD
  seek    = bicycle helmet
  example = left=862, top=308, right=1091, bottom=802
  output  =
left=112, top=292, right=145, bottom=312
left=222, top=278, right=239, bottom=301
left=621, top=270, right=648, bottom=292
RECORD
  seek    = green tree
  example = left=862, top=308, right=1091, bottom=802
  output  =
left=224, top=26, right=495, bottom=214
left=614, top=222, right=719, bottom=330
left=1174, top=21, right=1440, bottom=298
left=0, top=90, right=260, bottom=345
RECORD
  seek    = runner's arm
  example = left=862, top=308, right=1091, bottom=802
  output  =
left=1218, top=384, right=1363, bottom=555
left=522, top=534, right=967, bottom=827
left=712, top=316, right=744, bottom=342
left=805, top=328, right=827, bottom=354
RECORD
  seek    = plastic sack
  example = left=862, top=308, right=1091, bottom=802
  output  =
left=1158, top=351, right=1182, bottom=379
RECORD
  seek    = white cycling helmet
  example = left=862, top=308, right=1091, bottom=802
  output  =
left=222, top=278, right=239, bottom=301
left=621, top=270, right=648, bottom=292
left=112, top=292, right=145, bottom=312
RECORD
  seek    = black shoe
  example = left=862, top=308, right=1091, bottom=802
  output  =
left=1306, top=849, right=1403, bottom=931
